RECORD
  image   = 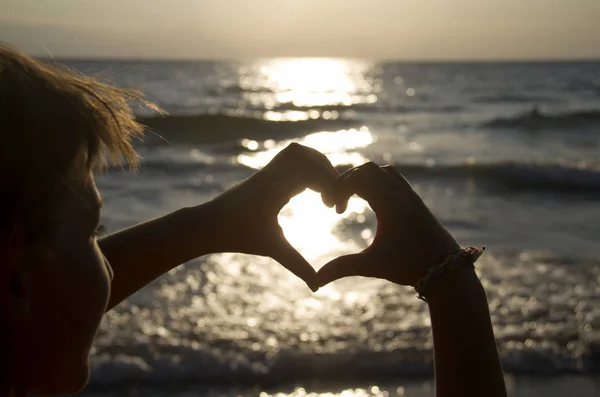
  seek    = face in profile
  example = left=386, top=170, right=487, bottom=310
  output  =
left=4, top=172, right=113, bottom=395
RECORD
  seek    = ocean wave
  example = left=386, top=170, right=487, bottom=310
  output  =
left=88, top=342, right=599, bottom=388
left=473, top=94, right=561, bottom=104
left=271, top=103, right=464, bottom=114
left=131, top=145, right=600, bottom=196
left=138, top=113, right=360, bottom=143
left=484, top=109, right=600, bottom=130
left=208, top=85, right=274, bottom=96
left=390, top=161, right=600, bottom=195
left=138, top=102, right=465, bottom=134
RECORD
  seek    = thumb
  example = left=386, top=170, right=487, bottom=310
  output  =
left=317, top=253, right=370, bottom=287
left=269, top=236, right=319, bottom=292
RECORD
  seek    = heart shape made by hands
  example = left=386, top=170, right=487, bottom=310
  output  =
left=277, top=190, right=375, bottom=272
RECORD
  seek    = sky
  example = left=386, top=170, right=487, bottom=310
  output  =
left=1, top=0, right=599, bottom=60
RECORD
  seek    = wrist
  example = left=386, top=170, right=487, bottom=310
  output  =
left=406, top=238, right=461, bottom=286
left=182, top=200, right=228, bottom=255
left=414, top=246, right=484, bottom=300
left=424, top=267, right=486, bottom=308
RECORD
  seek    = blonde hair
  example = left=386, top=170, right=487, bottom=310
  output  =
left=0, top=44, right=160, bottom=233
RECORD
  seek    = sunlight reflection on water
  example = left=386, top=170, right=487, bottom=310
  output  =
left=260, top=386, right=397, bottom=397
left=242, top=58, right=377, bottom=108
left=237, top=127, right=373, bottom=169
left=279, top=191, right=367, bottom=265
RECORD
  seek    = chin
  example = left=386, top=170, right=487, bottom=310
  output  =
left=32, top=357, right=91, bottom=396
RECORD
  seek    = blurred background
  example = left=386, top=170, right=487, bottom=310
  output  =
left=2, top=1, right=600, bottom=396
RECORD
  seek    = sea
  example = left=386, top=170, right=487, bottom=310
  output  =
left=60, top=59, right=600, bottom=397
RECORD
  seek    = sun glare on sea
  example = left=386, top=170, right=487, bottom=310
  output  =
left=251, top=58, right=376, bottom=108
left=279, top=191, right=368, bottom=266
left=237, top=127, right=373, bottom=170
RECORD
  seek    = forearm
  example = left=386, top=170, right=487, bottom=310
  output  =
left=100, top=201, right=222, bottom=311
left=426, top=268, right=506, bottom=397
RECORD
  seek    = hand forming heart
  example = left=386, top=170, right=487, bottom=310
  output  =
left=207, top=143, right=339, bottom=291
left=208, top=143, right=459, bottom=292
left=319, top=162, right=460, bottom=287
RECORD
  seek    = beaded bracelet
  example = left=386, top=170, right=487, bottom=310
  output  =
left=414, top=246, right=485, bottom=302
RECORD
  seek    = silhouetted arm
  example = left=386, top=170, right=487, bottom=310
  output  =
left=100, top=143, right=337, bottom=310
left=426, top=268, right=506, bottom=397
left=317, top=162, right=507, bottom=397
left=100, top=203, right=219, bottom=310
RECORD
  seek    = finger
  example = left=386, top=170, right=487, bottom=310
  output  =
left=381, top=165, right=413, bottom=189
left=270, top=235, right=319, bottom=292
left=309, top=145, right=340, bottom=209
left=317, top=253, right=369, bottom=287
left=274, top=143, right=338, bottom=204
left=336, top=162, right=392, bottom=213
left=304, top=145, right=339, bottom=179
left=337, top=165, right=356, bottom=180
left=335, top=165, right=370, bottom=213
left=334, top=168, right=358, bottom=214
left=335, top=163, right=383, bottom=213
left=321, top=192, right=336, bottom=208
left=301, top=145, right=339, bottom=203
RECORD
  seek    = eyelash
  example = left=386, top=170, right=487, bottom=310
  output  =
left=93, top=224, right=107, bottom=237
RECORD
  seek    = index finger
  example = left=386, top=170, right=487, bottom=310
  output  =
left=269, top=233, right=319, bottom=292
left=335, top=162, right=393, bottom=213
left=270, top=143, right=338, bottom=202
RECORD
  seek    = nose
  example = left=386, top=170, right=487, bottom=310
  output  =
left=103, top=256, right=114, bottom=282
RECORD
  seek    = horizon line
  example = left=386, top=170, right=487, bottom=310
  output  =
left=39, top=55, right=600, bottom=64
